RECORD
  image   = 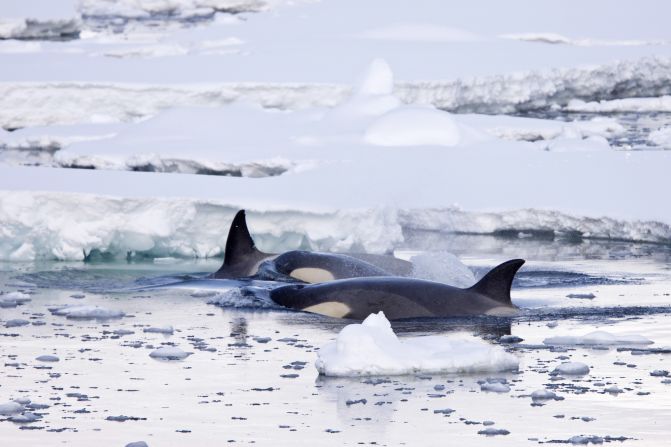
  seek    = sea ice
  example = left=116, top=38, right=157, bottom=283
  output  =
left=4, top=319, right=30, bottom=328
left=35, top=355, right=60, bottom=362
left=149, top=346, right=192, bottom=360
left=143, top=325, right=174, bottom=335
left=315, top=312, right=519, bottom=377
left=48, top=304, right=125, bottom=319
left=552, top=362, right=590, bottom=376
left=544, top=331, right=653, bottom=346
left=0, top=401, right=24, bottom=415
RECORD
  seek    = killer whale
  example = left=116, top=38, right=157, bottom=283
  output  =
left=269, top=259, right=525, bottom=320
left=212, top=210, right=412, bottom=282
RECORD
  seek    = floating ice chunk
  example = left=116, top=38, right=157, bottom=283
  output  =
left=544, top=331, right=653, bottom=346
left=126, top=442, right=149, bottom=447
left=365, top=107, right=461, bottom=147
left=315, top=312, right=519, bottom=377
left=604, top=386, right=623, bottom=394
left=0, top=292, right=31, bottom=308
left=568, top=435, right=605, bottom=445
left=5, top=291, right=31, bottom=299
left=650, top=370, right=669, bottom=377
left=49, top=304, right=125, bottom=319
left=478, top=428, right=510, bottom=436
left=4, top=319, right=30, bottom=328
left=149, top=346, right=192, bottom=360
left=480, top=382, right=511, bottom=393
left=566, top=293, right=596, bottom=300
left=409, top=252, right=475, bottom=287
left=0, top=401, right=24, bottom=415
left=190, top=290, right=219, bottom=298
left=499, top=335, right=524, bottom=344
left=143, top=325, right=174, bottom=335
left=9, top=412, right=41, bottom=423
left=552, top=362, right=590, bottom=376
left=35, top=355, right=59, bottom=362
left=113, top=329, right=134, bottom=336
left=531, top=389, right=563, bottom=401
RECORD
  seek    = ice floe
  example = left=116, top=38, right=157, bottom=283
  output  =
left=315, top=312, right=519, bottom=377
left=48, top=304, right=125, bottom=319
left=552, top=362, right=590, bottom=376
left=149, top=346, right=192, bottom=360
left=544, top=331, right=653, bottom=346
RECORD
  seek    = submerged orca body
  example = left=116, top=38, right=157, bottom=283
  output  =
left=269, top=259, right=525, bottom=320
left=213, top=210, right=412, bottom=282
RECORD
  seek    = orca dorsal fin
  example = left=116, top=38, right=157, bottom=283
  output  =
left=468, top=259, right=525, bottom=305
left=223, top=210, right=258, bottom=266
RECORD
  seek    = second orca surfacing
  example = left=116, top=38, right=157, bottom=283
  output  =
left=269, top=259, right=525, bottom=320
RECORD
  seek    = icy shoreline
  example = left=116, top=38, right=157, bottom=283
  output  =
left=1, top=189, right=668, bottom=261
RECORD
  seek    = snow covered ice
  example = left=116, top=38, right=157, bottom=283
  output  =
left=315, top=312, right=519, bottom=377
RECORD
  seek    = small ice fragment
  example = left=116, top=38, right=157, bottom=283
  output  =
left=480, top=382, right=511, bottom=393
left=650, top=370, right=669, bottom=377
left=546, top=321, right=558, bottom=328
left=149, top=347, right=191, bottom=360
left=143, top=326, right=174, bottom=335
left=433, top=408, right=454, bottom=415
left=531, top=390, right=561, bottom=401
left=9, top=412, right=41, bottom=423
left=254, top=337, right=272, bottom=343
left=566, top=293, right=596, bottom=299
left=0, top=401, right=24, bottom=415
left=126, top=442, right=149, bottom=447
left=478, top=428, right=510, bottom=436
left=49, top=305, right=124, bottom=319
left=552, top=362, right=590, bottom=376
left=499, top=335, right=524, bottom=344
left=70, top=293, right=85, bottom=299
left=604, top=386, right=623, bottom=394
left=113, top=329, right=135, bottom=336
left=569, top=435, right=604, bottom=445
left=190, top=290, right=218, bottom=298
left=35, top=355, right=59, bottom=362
left=5, top=319, right=30, bottom=328
left=544, top=331, right=652, bottom=346
left=0, top=292, right=31, bottom=308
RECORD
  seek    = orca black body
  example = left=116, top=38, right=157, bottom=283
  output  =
left=269, top=259, right=525, bottom=320
left=213, top=210, right=412, bottom=282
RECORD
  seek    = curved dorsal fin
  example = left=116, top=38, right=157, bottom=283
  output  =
left=469, top=259, right=525, bottom=305
left=223, top=210, right=257, bottom=266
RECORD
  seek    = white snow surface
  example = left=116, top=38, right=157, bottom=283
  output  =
left=3, top=58, right=671, bottom=129
left=315, top=312, right=519, bottom=377
left=649, top=126, right=671, bottom=148
left=543, top=331, right=653, bottom=346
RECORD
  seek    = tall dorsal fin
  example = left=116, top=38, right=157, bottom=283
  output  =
left=468, top=259, right=525, bottom=305
left=223, top=210, right=258, bottom=266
